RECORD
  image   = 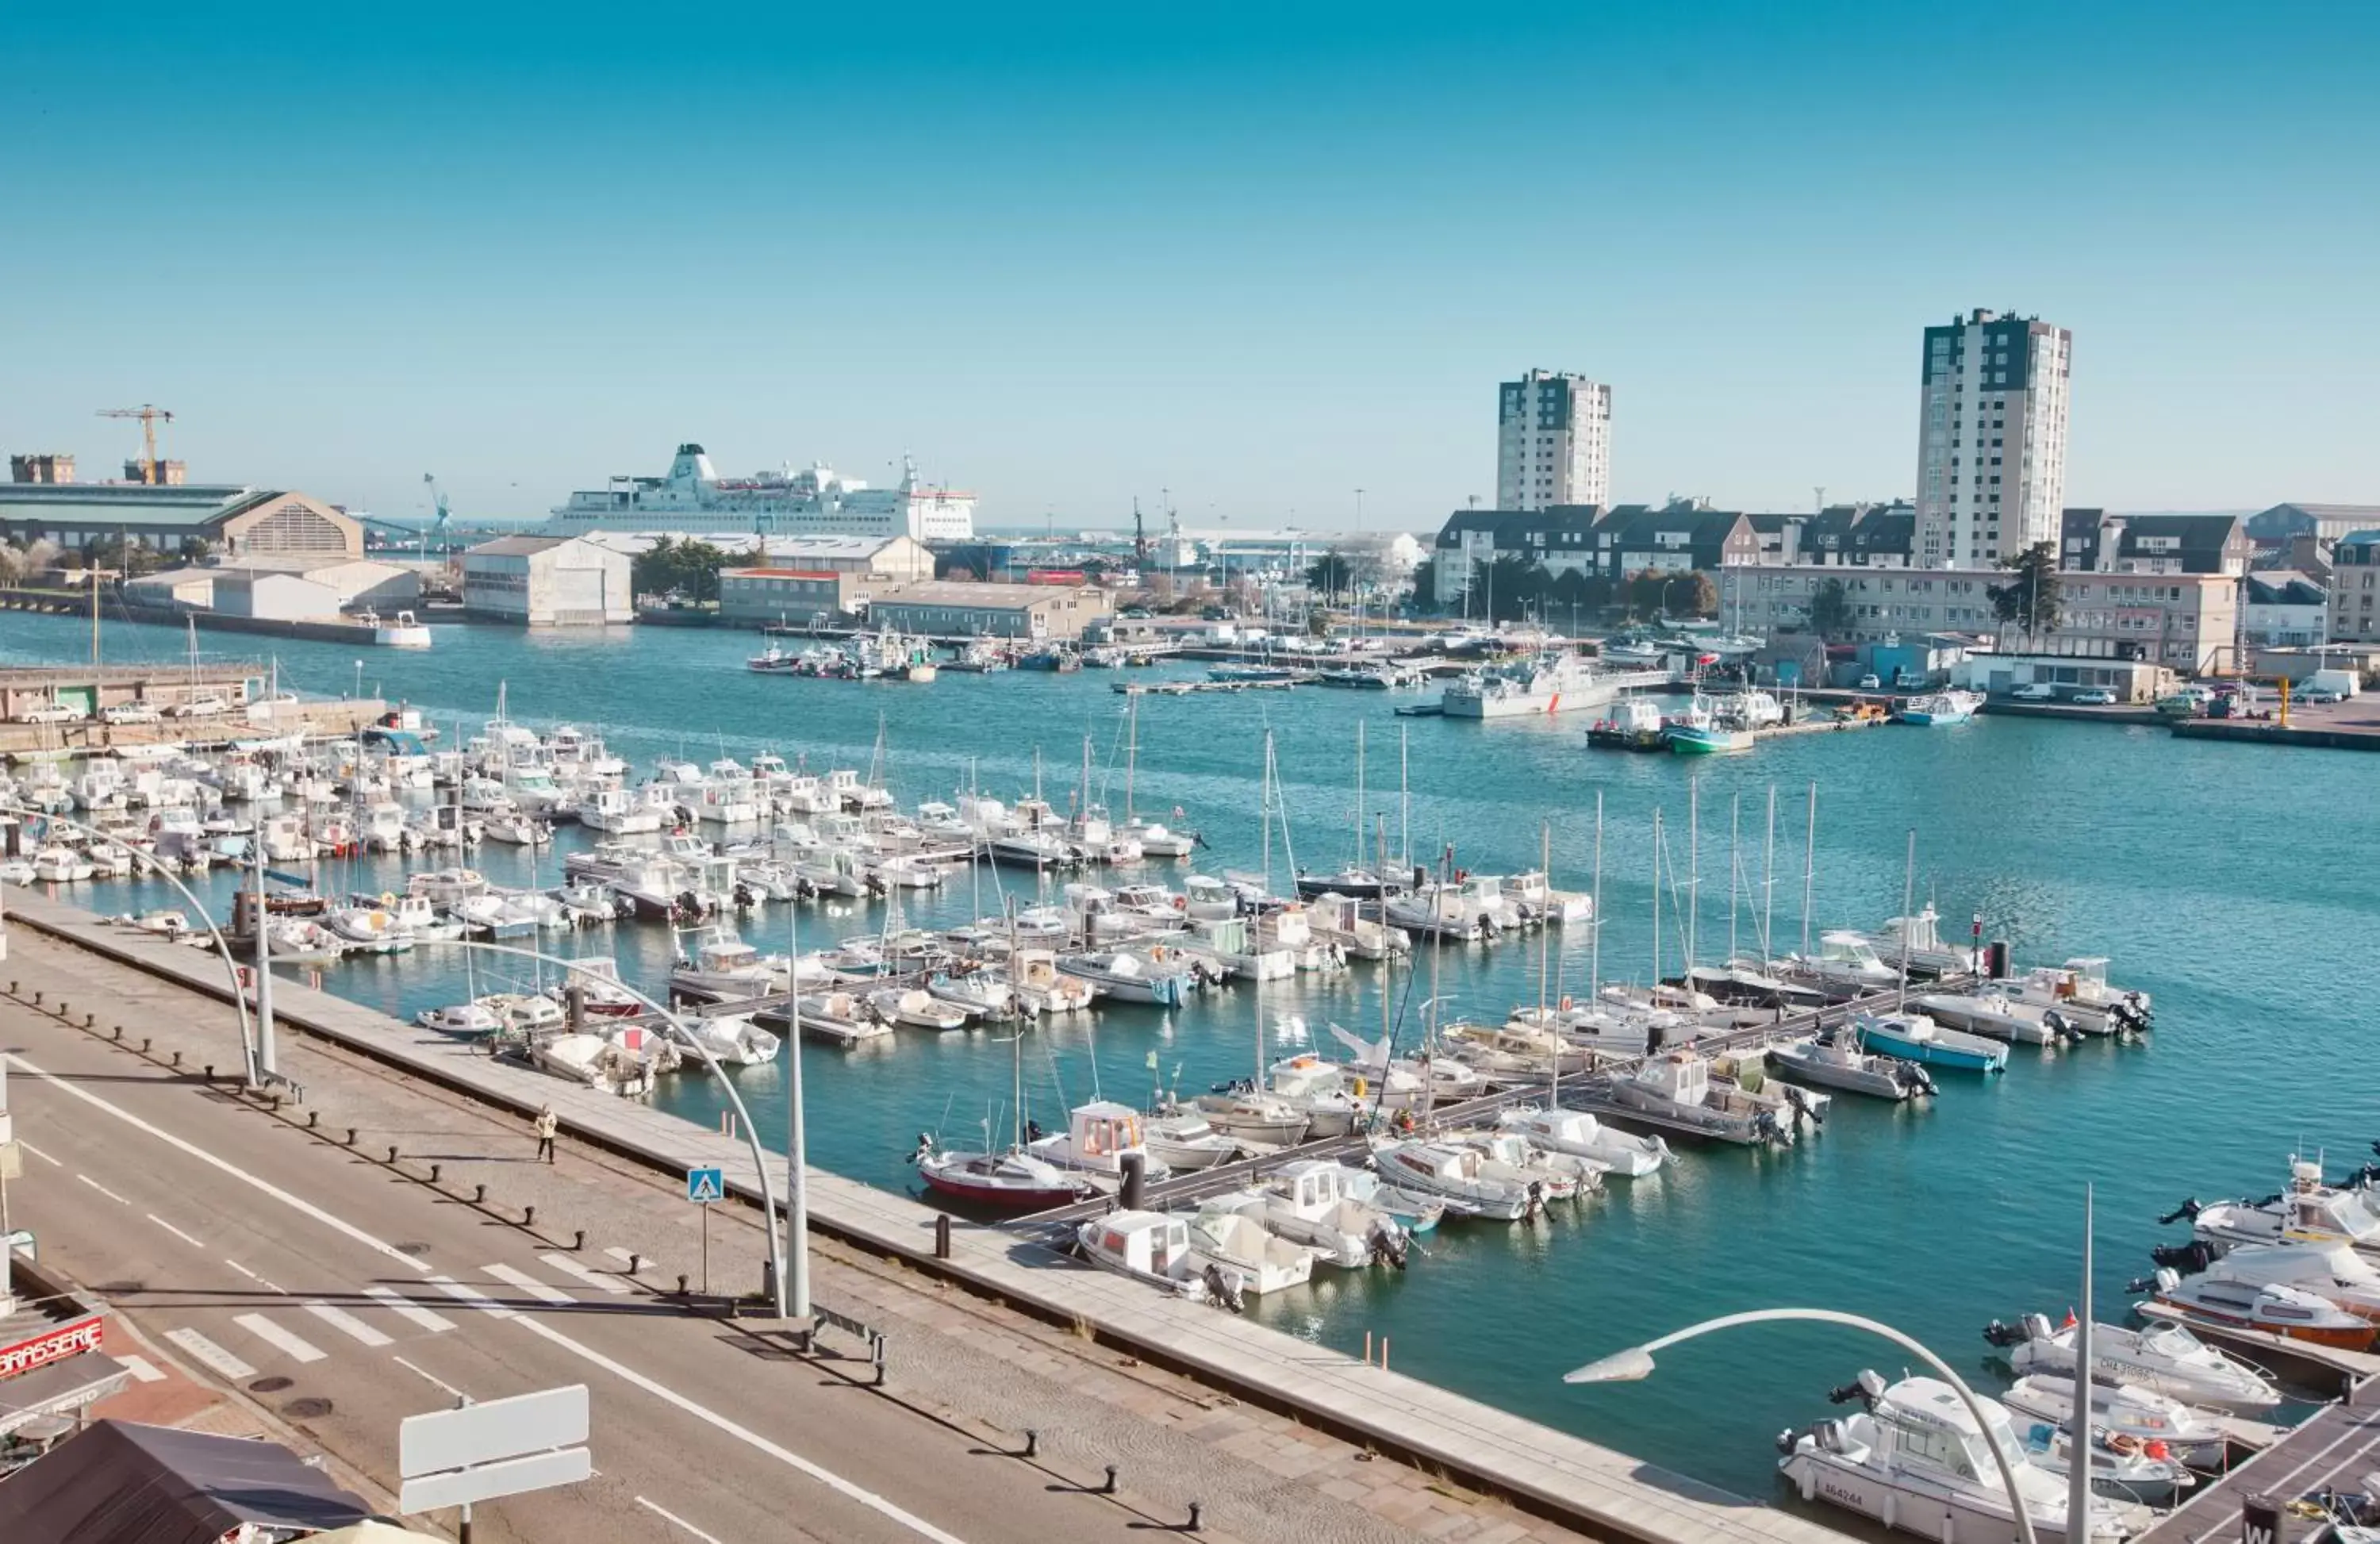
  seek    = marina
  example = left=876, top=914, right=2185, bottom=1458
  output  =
left=0, top=604, right=2374, bottom=1523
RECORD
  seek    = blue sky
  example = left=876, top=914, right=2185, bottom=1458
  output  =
left=4, top=2, right=2373, bottom=530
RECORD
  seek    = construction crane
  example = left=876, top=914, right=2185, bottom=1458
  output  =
left=421, top=473, right=453, bottom=559
left=1132, top=497, right=1149, bottom=567
left=98, top=405, right=175, bottom=483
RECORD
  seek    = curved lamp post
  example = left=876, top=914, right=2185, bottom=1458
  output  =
left=1, top=802, right=259, bottom=1085
left=1563, top=1308, right=2039, bottom=1544
left=440, top=939, right=791, bottom=1320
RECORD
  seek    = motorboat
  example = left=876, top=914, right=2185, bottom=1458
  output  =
left=1785, top=931, right=1900, bottom=998
left=679, top=1012, right=784, bottom=1068
left=1911, top=989, right=2075, bottom=1046
left=1230, top=1162, right=1411, bottom=1267
left=1495, top=1107, right=1670, bottom=1177
left=1075, top=1210, right=1233, bottom=1306
left=323, top=905, right=415, bottom=954
left=1984, top=1312, right=2282, bottom=1414
left=1262, top=1053, right=1367, bottom=1138
left=408, top=866, right=489, bottom=906
left=1666, top=721, right=1755, bottom=755
left=1442, top=1020, right=1591, bottom=1081
left=119, top=908, right=193, bottom=941
left=478, top=993, right=566, bottom=1034
left=1027, top=1101, right=1173, bottom=1183
left=1851, top=1012, right=2009, bottom=1074
left=1994, top=957, right=2153, bottom=1035
left=1774, top=1371, right=2140, bottom=1544
left=1123, top=816, right=1199, bottom=858
left=1338, top=1167, right=1446, bottom=1235
left=1368, top=1136, right=1541, bottom=1221
left=669, top=924, right=790, bottom=1001
left=869, top=988, right=973, bottom=1031
left=1585, top=696, right=1668, bottom=751
left=2157, top=1240, right=2380, bottom=1323
left=1141, top=1109, right=1242, bottom=1171
left=1301, top=892, right=1409, bottom=961
left=1186, top=1085, right=1311, bottom=1148
left=1175, top=1205, right=1317, bottom=1296
left=1894, top=689, right=1986, bottom=726
left=1603, top=1049, right=1825, bottom=1146
left=483, top=810, right=551, bottom=846
left=529, top=1029, right=659, bottom=1097
left=416, top=1001, right=501, bottom=1038
left=1858, top=905, right=1979, bottom=979
left=2015, top=1418, right=2198, bottom=1508
left=1998, top=1374, right=2229, bottom=1472
left=1295, top=866, right=1403, bottom=904
left=1057, top=948, right=1197, bottom=1007
left=29, top=845, right=95, bottom=882
left=2145, top=1266, right=2378, bottom=1350
left=1008, top=949, right=1096, bottom=1014
left=913, top=1139, right=1092, bottom=1210
left=545, top=956, right=644, bottom=1017
left=1442, top=1129, right=1599, bottom=1201
left=924, top=970, right=1014, bottom=1020
left=2177, top=1158, right=2380, bottom=1259
left=1770, top=1028, right=1938, bottom=1100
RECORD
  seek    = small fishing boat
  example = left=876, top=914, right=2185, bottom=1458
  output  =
left=1495, top=1107, right=1670, bottom=1177
left=1984, top=1312, right=2283, bottom=1414
left=1176, top=1204, right=1318, bottom=1295
left=1187, top=1086, right=1311, bottom=1147
left=869, top=988, right=972, bottom=1031
left=1142, top=1109, right=1242, bottom=1171
left=416, top=1001, right=501, bottom=1038
left=680, top=1012, right=784, bottom=1068
left=1771, top=1028, right=1938, bottom=1100
left=478, top=992, right=566, bottom=1034
left=1368, top=1136, right=1541, bottom=1221
left=1028, top=1101, right=1173, bottom=1183
left=1230, top=1161, right=1411, bottom=1269
left=1998, top=1373, right=2229, bottom=1471
left=1895, top=689, right=1985, bottom=726
left=2180, top=1158, right=2380, bottom=1258
left=1056, top=948, right=1196, bottom=1007
left=1850, top=1012, right=2008, bottom=1074
left=1911, top=989, right=2074, bottom=1046
left=1603, top=1049, right=1824, bottom=1146
left=1338, top=1166, right=1446, bottom=1235
left=2146, top=1267, right=2378, bottom=1351
left=1666, top=721, right=1755, bottom=755
left=2017, top=1420, right=2197, bottom=1508
left=1075, top=1210, right=1235, bottom=1307
left=914, top=1141, right=1092, bottom=1210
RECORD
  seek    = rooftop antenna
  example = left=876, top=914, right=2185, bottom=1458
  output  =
left=1814, top=486, right=1826, bottom=513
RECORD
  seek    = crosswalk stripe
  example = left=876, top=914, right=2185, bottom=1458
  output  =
left=303, top=1301, right=394, bottom=1347
left=486, top=1262, right=575, bottom=1305
left=364, top=1288, right=455, bottom=1334
left=233, top=1312, right=326, bottom=1364
left=117, top=1354, right=166, bottom=1384
left=165, top=1327, right=257, bottom=1381
left=427, top=1275, right=516, bottom=1320
left=603, top=1246, right=636, bottom=1266
left=539, top=1252, right=631, bottom=1294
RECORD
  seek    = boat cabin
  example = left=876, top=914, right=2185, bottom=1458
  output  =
left=1065, top=1101, right=1146, bottom=1166
left=1270, top=1159, right=1349, bottom=1216
left=1088, top=1210, right=1192, bottom=1277
left=1871, top=1377, right=2025, bottom=1488
left=1633, top=1050, right=1712, bottom=1108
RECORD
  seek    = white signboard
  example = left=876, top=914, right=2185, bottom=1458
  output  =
left=399, top=1384, right=590, bottom=1515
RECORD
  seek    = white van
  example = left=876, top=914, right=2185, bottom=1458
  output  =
left=2300, top=668, right=2359, bottom=702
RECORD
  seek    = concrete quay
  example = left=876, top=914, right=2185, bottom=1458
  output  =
left=0, top=885, right=1862, bottom=1544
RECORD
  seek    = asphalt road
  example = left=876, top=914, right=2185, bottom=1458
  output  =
left=1, top=1008, right=1160, bottom=1544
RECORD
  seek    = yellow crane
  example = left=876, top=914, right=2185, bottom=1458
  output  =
left=98, top=404, right=175, bottom=482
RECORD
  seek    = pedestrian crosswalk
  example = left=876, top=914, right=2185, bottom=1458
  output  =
left=162, top=1260, right=628, bottom=1388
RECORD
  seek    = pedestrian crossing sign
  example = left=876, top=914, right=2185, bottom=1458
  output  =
left=685, top=1166, right=724, bottom=1204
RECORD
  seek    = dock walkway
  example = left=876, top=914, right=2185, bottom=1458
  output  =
left=2132, top=1375, right=2378, bottom=1544
left=2, top=886, right=1864, bottom=1544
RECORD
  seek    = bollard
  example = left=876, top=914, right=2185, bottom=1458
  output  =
left=29, top=991, right=39, bottom=1006
left=628, top=1253, right=641, bottom=1275
left=474, top=1184, right=486, bottom=1204
left=1380, top=1335, right=1389, bottom=1372
left=307, top=1112, right=318, bottom=1129
left=141, top=1038, right=152, bottom=1053
left=1022, top=1430, right=1038, bottom=1459
left=934, top=1213, right=951, bottom=1259
left=678, top=1273, right=690, bottom=1296
left=1100, top=1465, right=1119, bottom=1496
left=1186, top=1502, right=1203, bottom=1533
left=428, top=1163, right=442, bottom=1184
left=204, top=1065, right=214, bottom=1081
left=6, top=981, right=14, bottom=996
left=113, top=1026, right=124, bottom=1041
left=171, top=1050, right=182, bottom=1069
left=574, top=1229, right=586, bottom=1252
left=57, top=1001, right=68, bottom=1016
left=523, top=1204, right=536, bottom=1228
left=344, top=1127, right=357, bottom=1146
left=1364, top=1331, right=1372, bottom=1364
left=387, top=1146, right=399, bottom=1164
left=83, top=1012, right=94, bottom=1027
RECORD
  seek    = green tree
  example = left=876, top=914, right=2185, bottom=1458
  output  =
left=1303, top=549, right=1355, bottom=600
left=1987, top=541, right=2064, bottom=649
left=1668, top=570, right=1720, bottom=618
left=83, top=534, right=165, bottom=578
left=1624, top=568, right=1669, bottom=620
left=1806, top=577, right=1853, bottom=639
left=632, top=536, right=735, bottom=603
left=1475, top=555, right=1549, bottom=623
left=1408, top=557, right=1438, bottom=611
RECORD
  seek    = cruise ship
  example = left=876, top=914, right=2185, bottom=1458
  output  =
left=546, top=444, right=975, bottom=541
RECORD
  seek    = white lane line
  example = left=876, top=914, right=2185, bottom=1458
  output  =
left=233, top=1312, right=326, bottom=1365
left=635, top=1496, right=728, bottom=1544
left=225, top=1259, right=261, bottom=1281
left=303, top=1301, right=393, bottom=1347
left=485, top=1262, right=574, bottom=1306
left=505, top=1312, right=970, bottom=1544
left=76, top=1173, right=129, bottom=1205
left=4, top=1052, right=432, bottom=1277
left=392, top=1354, right=469, bottom=1400
left=165, top=1327, right=257, bottom=1381
left=256, top=1278, right=289, bottom=1296
left=147, top=1213, right=205, bottom=1248
left=603, top=1245, right=636, bottom=1266
left=539, top=1252, right=631, bottom=1294
left=117, top=1354, right=166, bottom=1384
left=364, top=1287, right=455, bottom=1334
left=426, top=1275, right=517, bottom=1321
left=16, top=1139, right=62, bottom=1167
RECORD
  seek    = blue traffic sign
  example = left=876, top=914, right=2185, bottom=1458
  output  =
left=685, top=1166, right=724, bottom=1204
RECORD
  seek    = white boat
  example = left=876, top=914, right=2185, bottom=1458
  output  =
left=1057, top=948, right=1197, bottom=1007
left=1027, top=1101, right=1173, bottom=1183
left=579, top=786, right=663, bottom=835
left=680, top=1012, right=783, bottom=1068
left=408, top=866, right=489, bottom=905
left=1442, top=1129, right=1599, bottom=1201
left=530, top=1029, right=658, bottom=1097
left=669, top=924, right=790, bottom=1001
left=1240, top=1160, right=1411, bottom=1268
left=416, top=1001, right=501, bottom=1038
left=1985, top=1312, right=2282, bottom=1414
left=2182, top=1158, right=2380, bottom=1258
left=869, top=988, right=972, bottom=1031
left=1175, top=1204, right=1317, bottom=1295
left=1998, top=1374, right=2230, bottom=1472
left=1123, top=816, right=1198, bottom=858
left=1142, top=1110, right=1242, bottom=1171
left=29, top=845, right=95, bottom=882
left=323, top=905, right=415, bottom=954
left=1604, top=1049, right=1824, bottom=1146
left=1775, top=1372, right=2140, bottom=1544
left=1367, top=1136, right=1541, bottom=1221
left=1441, top=652, right=1626, bottom=719
left=2015, top=1417, right=2198, bottom=1508
left=1786, top=931, right=1900, bottom=998
left=478, top=993, right=566, bottom=1033
left=1008, top=949, right=1096, bottom=1014
left=2146, top=1266, right=2378, bottom=1351
left=1994, top=957, right=2153, bottom=1035
left=1186, top=1086, right=1310, bottom=1147
left=1495, top=1107, right=1670, bottom=1177
left=1912, top=989, right=2071, bottom=1046
left=2157, top=1239, right=2380, bottom=1323
left=1770, top=1029, right=1938, bottom=1100
left=1895, top=689, right=1986, bottom=726
left=483, top=810, right=551, bottom=846
left=1075, top=1209, right=1232, bottom=1306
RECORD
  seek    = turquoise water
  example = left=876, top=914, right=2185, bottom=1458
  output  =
left=7, top=609, right=2376, bottom=1498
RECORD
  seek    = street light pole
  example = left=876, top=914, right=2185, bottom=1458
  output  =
left=1564, top=1307, right=2040, bottom=1544
left=785, top=898, right=810, bottom=1321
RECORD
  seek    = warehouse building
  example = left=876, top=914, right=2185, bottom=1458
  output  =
left=862, top=581, right=1111, bottom=639
left=125, top=556, right=418, bottom=614
left=716, top=535, right=938, bottom=626
left=0, top=470, right=363, bottom=559
left=460, top=535, right=631, bottom=626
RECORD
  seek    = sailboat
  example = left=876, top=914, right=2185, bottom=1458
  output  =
left=910, top=935, right=1095, bottom=1210
left=1296, top=721, right=1403, bottom=901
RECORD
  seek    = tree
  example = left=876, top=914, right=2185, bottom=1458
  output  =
left=1473, top=555, right=1549, bottom=623
left=83, top=533, right=166, bottom=578
left=1624, top=568, right=1669, bottom=620
left=1806, top=577, right=1853, bottom=640
left=632, top=536, right=734, bottom=603
left=1408, top=558, right=1438, bottom=611
left=1667, top=570, right=1719, bottom=619
left=1303, top=549, right=1356, bottom=601
left=1987, top=541, right=2063, bottom=649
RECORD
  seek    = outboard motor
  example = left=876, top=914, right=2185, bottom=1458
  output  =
left=1523, top=1180, right=1545, bottom=1220
left=2151, top=1237, right=2227, bottom=1273
left=1825, top=1369, right=1887, bottom=1411
left=2157, top=1196, right=2202, bottom=1226
left=907, top=1132, right=933, bottom=1164
left=1368, top=1220, right=1409, bottom=1270
left=1981, top=1315, right=2051, bottom=1350
left=1203, top=1263, right=1246, bottom=1314
left=1752, top=1108, right=1784, bottom=1146
left=2042, top=1008, right=2081, bottom=1046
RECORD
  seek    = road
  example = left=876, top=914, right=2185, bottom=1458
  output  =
left=1, top=1008, right=1161, bottom=1544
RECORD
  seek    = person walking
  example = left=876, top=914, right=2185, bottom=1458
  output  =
left=534, top=1104, right=559, bottom=1165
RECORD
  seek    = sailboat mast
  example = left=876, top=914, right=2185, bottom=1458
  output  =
left=1650, top=807, right=1663, bottom=992
left=1800, top=780, right=1818, bottom=958
left=1686, top=774, right=1699, bottom=977
left=1124, top=697, right=1138, bottom=823
left=1588, top=792, right=1603, bottom=1001
left=1259, top=728, right=1273, bottom=891
left=1761, top=784, right=1777, bottom=958
left=1538, top=820, right=1554, bottom=1106
left=1896, top=828, right=1916, bottom=1009
left=1729, top=791, right=1741, bottom=963
left=1353, top=720, right=1365, bottom=870
left=1009, top=897, right=1024, bottom=1147
left=1398, top=724, right=1410, bottom=870
left=1425, top=842, right=1447, bottom=1119
left=1376, top=816, right=1394, bottom=1065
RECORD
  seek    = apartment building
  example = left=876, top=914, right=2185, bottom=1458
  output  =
left=1495, top=370, right=1611, bottom=512
left=1914, top=309, right=2072, bottom=568
left=2329, top=532, right=2380, bottom=643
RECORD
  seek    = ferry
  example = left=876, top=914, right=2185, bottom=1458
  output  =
left=547, top=444, right=975, bottom=541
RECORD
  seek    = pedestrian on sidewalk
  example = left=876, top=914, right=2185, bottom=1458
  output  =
left=534, top=1104, right=559, bottom=1164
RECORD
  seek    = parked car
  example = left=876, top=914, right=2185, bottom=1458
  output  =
left=16, top=702, right=86, bottom=724
left=168, top=696, right=230, bottom=717
left=2010, top=683, right=2057, bottom=701
left=101, top=702, right=162, bottom=724
left=2299, top=686, right=2345, bottom=704
left=2069, top=689, right=2117, bottom=705
left=1856, top=673, right=1881, bottom=689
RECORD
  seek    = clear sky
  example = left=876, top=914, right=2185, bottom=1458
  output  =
left=4, top=2, right=2373, bottom=532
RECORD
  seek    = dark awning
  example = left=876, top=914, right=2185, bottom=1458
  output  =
left=0, top=1418, right=370, bottom=1544
left=0, top=1353, right=130, bottom=1438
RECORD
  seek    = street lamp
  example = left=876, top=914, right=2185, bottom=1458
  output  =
left=1563, top=1307, right=2040, bottom=1544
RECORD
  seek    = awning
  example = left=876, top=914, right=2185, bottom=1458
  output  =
left=0, top=1354, right=129, bottom=1439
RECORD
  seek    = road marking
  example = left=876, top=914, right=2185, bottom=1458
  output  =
left=76, top=1173, right=129, bottom=1205
left=3, top=1052, right=432, bottom=1277
left=145, top=1213, right=205, bottom=1248
left=165, top=1327, right=257, bottom=1381
left=233, top=1312, right=326, bottom=1364
left=485, top=1262, right=574, bottom=1305
left=427, top=1274, right=517, bottom=1320
left=257, top=1278, right=289, bottom=1296
left=603, top=1246, right=636, bottom=1266
left=539, top=1252, right=631, bottom=1294
left=503, top=1312, right=971, bottom=1544
left=117, top=1354, right=166, bottom=1384
left=392, top=1354, right=469, bottom=1400
left=303, top=1301, right=393, bottom=1347
left=364, top=1287, right=455, bottom=1334
left=635, top=1496, right=728, bottom=1544
left=16, top=1139, right=61, bottom=1167
left=225, top=1259, right=261, bottom=1281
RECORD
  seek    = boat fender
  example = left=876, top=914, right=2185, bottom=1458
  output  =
left=2107, top=1431, right=2141, bottom=1457
left=382, top=891, right=396, bottom=905
left=1173, top=894, right=1186, bottom=909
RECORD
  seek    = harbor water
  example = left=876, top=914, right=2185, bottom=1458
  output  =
left=6, top=609, right=2374, bottom=1500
